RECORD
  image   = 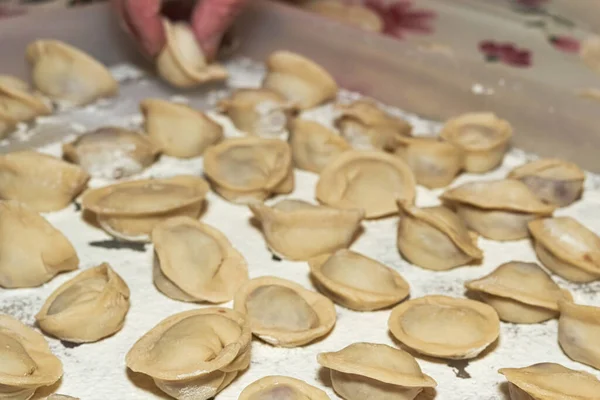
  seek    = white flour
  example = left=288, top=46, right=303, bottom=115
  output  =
left=1, top=59, right=599, bottom=400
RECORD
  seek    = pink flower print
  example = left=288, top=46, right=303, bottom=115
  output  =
left=364, top=0, right=437, bottom=39
left=479, top=41, right=532, bottom=68
left=549, top=35, right=580, bottom=53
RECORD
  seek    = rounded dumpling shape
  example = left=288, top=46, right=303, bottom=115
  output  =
left=0, top=150, right=89, bottom=212
left=397, top=202, right=483, bottom=271
left=203, top=137, right=294, bottom=204
left=126, top=308, right=251, bottom=400
left=0, top=75, right=51, bottom=138
left=441, top=179, right=556, bottom=241
left=334, top=100, right=412, bottom=151
left=0, top=201, right=78, bottom=288
left=26, top=40, right=118, bottom=106
left=499, top=362, right=600, bottom=400
left=263, top=51, right=338, bottom=109
left=508, top=158, right=585, bottom=207
left=238, top=376, right=330, bottom=400
left=156, top=20, right=228, bottom=88
left=62, top=126, right=159, bottom=179
left=316, top=150, right=416, bottom=219
left=388, top=295, right=500, bottom=360
left=234, top=276, right=336, bottom=347
left=317, top=342, right=436, bottom=400
left=141, top=98, right=223, bottom=158
left=151, top=216, right=248, bottom=303
left=289, top=118, right=350, bottom=173
left=302, top=0, right=383, bottom=32
left=440, top=112, right=512, bottom=173
left=528, top=217, right=600, bottom=283
left=81, top=175, right=210, bottom=242
left=249, top=199, right=364, bottom=261
left=0, top=315, right=63, bottom=400
left=309, top=249, right=410, bottom=311
left=558, top=300, right=600, bottom=370
left=465, top=261, right=572, bottom=324
left=36, top=263, right=130, bottom=343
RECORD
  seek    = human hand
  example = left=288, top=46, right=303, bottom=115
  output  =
left=112, top=0, right=248, bottom=59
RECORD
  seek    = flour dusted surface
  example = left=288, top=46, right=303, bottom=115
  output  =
left=1, top=59, right=599, bottom=400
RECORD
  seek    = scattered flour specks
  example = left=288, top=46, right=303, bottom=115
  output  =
left=0, top=58, right=599, bottom=400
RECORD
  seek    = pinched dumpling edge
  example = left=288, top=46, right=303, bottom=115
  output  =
left=440, top=112, right=513, bottom=151
left=309, top=250, right=410, bottom=311
left=233, top=276, right=336, bottom=347
left=388, top=295, right=500, bottom=359
left=151, top=216, right=248, bottom=303
left=238, top=375, right=330, bottom=400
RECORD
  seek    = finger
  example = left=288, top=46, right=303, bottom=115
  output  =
left=124, top=0, right=166, bottom=58
left=190, top=0, right=248, bottom=59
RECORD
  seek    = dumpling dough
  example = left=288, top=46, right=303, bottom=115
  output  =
left=62, top=126, right=159, bottom=179
left=558, top=300, right=600, bottom=370
left=263, top=50, right=338, bottom=109
left=26, top=40, right=118, bottom=106
left=465, top=261, right=572, bottom=324
left=81, top=175, right=210, bottom=242
left=36, top=263, right=130, bottom=343
left=317, top=342, right=436, bottom=400
left=156, top=19, right=228, bottom=88
left=234, top=276, right=336, bottom=347
left=397, top=202, right=483, bottom=271
left=508, top=158, right=585, bottom=207
left=126, top=308, right=251, bottom=400
left=388, top=295, right=500, bottom=359
left=249, top=199, right=364, bottom=261
left=440, top=112, right=512, bottom=173
left=500, top=362, right=600, bottom=400
left=141, top=98, right=223, bottom=158
left=441, top=179, right=556, bottom=241
left=316, top=150, right=416, bottom=218
left=309, top=249, right=410, bottom=311
left=302, top=0, right=383, bottom=32
left=0, top=201, right=78, bottom=288
left=0, top=75, right=51, bottom=138
left=0, top=150, right=89, bottom=212
left=238, top=376, right=330, bottom=400
left=0, top=314, right=63, bottom=400
left=151, top=216, right=248, bottom=303
left=203, top=137, right=294, bottom=204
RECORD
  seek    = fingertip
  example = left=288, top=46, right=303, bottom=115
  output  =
left=124, top=0, right=166, bottom=58
left=191, top=0, right=247, bottom=59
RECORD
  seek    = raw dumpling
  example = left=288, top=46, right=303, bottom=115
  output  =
left=317, top=342, right=436, bottom=400
left=218, top=88, right=295, bottom=139
left=316, top=151, right=416, bottom=218
left=388, top=295, right=500, bottom=360
left=440, top=112, right=512, bottom=173
left=0, top=314, right=63, bottom=400
left=81, top=175, right=209, bottom=242
left=203, top=137, right=294, bottom=203
left=302, top=0, right=383, bottom=32
left=441, top=179, right=556, bottom=241
left=500, top=362, right=600, bottom=400
left=465, top=261, right=572, bottom=324
left=528, top=217, right=600, bottom=283
left=238, top=376, right=330, bottom=400
left=234, top=276, right=336, bottom=347
left=0, top=75, right=51, bottom=138
left=36, top=263, right=130, bottom=343
left=309, top=249, right=410, bottom=311
left=151, top=216, right=248, bottom=303
left=263, top=50, right=338, bottom=109
left=289, top=118, right=350, bottom=173
left=26, top=40, right=118, bottom=106
left=508, top=158, right=585, bottom=207
left=558, top=300, right=600, bottom=370
left=394, top=135, right=463, bottom=188
left=156, top=20, right=228, bottom=88
left=62, top=126, right=159, bottom=179
left=126, top=308, right=251, bottom=400
left=0, top=201, right=78, bottom=288
left=397, top=202, right=483, bottom=271
left=249, top=199, right=364, bottom=261
left=44, top=396, right=79, bottom=400
left=334, top=100, right=412, bottom=151
left=0, top=150, right=89, bottom=212
left=141, top=98, right=223, bottom=158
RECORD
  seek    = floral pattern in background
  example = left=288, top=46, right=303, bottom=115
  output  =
left=364, top=0, right=436, bottom=40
